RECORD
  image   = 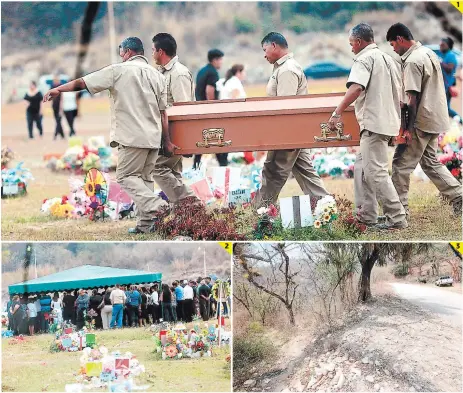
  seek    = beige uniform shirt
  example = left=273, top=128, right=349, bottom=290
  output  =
left=83, top=55, right=167, bottom=149
left=266, top=53, right=308, bottom=97
left=347, top=43, right=401, bottom=137
left=110, top=289, right=126, bottom=305
left=160, top=56, right=195, bottom=106
left=401, top=42, right=449, bottom=134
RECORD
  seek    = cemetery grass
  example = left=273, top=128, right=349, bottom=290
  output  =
left=2, top=166, right=460, bottom=241
left=1, top=325, right=231, bottom=392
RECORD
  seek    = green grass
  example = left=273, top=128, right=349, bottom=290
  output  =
left=1, top=327, right=230, bottom=392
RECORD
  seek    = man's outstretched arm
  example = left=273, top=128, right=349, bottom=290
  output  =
left=43, top=78, right=88, bottom=102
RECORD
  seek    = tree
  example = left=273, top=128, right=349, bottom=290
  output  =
left=75, top=2, right=101, bottom=79
left=234, top=243, right=301, bottom=325
left=422, top=2, right=462, bottom=43
left=357, top=243, right=433, bottom=302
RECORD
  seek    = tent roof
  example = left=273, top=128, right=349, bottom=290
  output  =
left=8, top=265, right=162, bottom=295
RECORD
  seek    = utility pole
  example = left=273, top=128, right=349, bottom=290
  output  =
left=34, top=247, right=38, bottom=279
left=204, top=248, right=207, bottom=277
left=107, top=1, right=117, bottom=64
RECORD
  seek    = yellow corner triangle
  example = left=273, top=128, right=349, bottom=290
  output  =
left=450, top=1, right=463, bottom=13
left=218, top=242, right=233, bottom=254
left=449, top=242, right=462, bottom=255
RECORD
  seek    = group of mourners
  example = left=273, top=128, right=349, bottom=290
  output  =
left=5, top=276, right=230, bottom=335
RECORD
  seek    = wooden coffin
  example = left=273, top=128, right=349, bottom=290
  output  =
left=167, top=92, right=360, bottom=155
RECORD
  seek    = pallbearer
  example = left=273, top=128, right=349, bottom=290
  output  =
left=151, top=33, right=199, bottom=206
left=327, top=23, right=407, bottom=230
left=252, top=32, right=329, bottom=208
left=386, top=23, right=462, bottom=217
left=43, top=37, right=174, bottom=234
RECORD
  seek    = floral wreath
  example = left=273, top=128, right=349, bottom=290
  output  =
left=211, top=280, right=231, bottom=301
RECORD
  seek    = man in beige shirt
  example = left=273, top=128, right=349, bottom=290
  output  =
left=151, top=33, right=198, bottom=205
left=109, top=284, right=126, bottom=329
left=386, top=23, right=462, bottom=217
left=252, top=32, right=329, bottom=208
left=327, top=23, right=407, bottom=230
left=44, top=37, right=177, bottom=234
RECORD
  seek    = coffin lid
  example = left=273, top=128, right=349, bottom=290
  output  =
left=167, top=92, right=353, bottom=121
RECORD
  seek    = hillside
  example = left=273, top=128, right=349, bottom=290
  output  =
left=1, top=2, right=460, bottom=103
left=1, top=242, right=231, bottom=291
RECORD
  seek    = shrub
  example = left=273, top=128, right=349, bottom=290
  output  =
left=233, top=333, right=276, bottom=382
left=393, top=264, right=409, bottom=277
left=234, top=16, right=257, bottom=34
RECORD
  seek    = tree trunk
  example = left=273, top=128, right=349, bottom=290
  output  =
left=358, top=263, right=373, bottom=302
left=286, top=305, right=296, bottom=326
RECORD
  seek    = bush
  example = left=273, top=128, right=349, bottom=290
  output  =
left=393, top=264, right=409, bottom=277
left=288, top=14, right=330, bottom=34
left=234, top=16, right=257, bottom=34
left=233, top=333, right=276, bottom=382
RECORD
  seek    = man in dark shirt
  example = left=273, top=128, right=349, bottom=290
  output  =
left=198, top=280, right=211, bottom=321
left=193, top=49, right=228, bottom=168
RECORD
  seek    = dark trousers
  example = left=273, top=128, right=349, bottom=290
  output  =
left=217, top=301, right=228, bottom=316
left=26, top=112, right=43, bottom=139
left=127, top=305, right=138, bottom=326
left=76, top=308, right=85, bottom=330
left=161, top=302, right=175, bottom=322
left=193, top=153, right=228, bottom=169
left=64, top=109, right=77, bottom=136
left=183, top=299, right=194, bottom=322
left=35, top=311, right=42, bottom=332
left=53, top=108, right=64, bottom=139
left=199, top=298, right=210, bottom=321
left=152, top=304, right=161, bottom=323
left=176, top=300, right=184, bottom=321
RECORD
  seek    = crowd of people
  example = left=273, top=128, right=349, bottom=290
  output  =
left=5, top=276, right=231, bottom=336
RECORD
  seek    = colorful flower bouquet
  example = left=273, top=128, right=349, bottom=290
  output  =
left=313, top=195, right=339, bottom=229
left=64, top=346, right=148, bottom=392
left=311, top=147, right=357, bottom=179
left=155, top=323, right=230, bottom=360
left=438, top=121, right=462, bottom=181
left=41, top=172, right=133, bottom=221
left=46, top=136, right=117, bottom=174
left=254, top=204, right=279, bottom=240
left=1, top=162, right=34, bottom=198
left=50, top=324, right=96, bottom=353
left=1, top=147, right=14, bottom=169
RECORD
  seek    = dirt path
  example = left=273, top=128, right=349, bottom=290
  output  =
left=237, top=294, right=462, bottom=393
left=390, top=282, right=462, bottom=327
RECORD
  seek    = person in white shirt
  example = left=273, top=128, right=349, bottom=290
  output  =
left=34, top=296, right=42, bottom=333
left=51, top=293, right=63, bottom=325
left=217, top=64, right=246, bottom=100
left=182, top=281, right=195, bottom=323
left=150, top=284, right=160, bottom=323
left=27, top=297, right=38, bottom=335
left=62, top=91, right=79, bottom=136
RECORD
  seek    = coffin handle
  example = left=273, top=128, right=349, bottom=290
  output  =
left=315, top=122, right=352, bottom=142
left=196, top=128, right=232, bottom=148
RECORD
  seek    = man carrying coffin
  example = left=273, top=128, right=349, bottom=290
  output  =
left=43, top=37, right=175, bottom=234
left=151, top=33, right=199, bottom=206
left=386, top=23, right=462, bottom=218
left=326, top=23, right=407, bottom=230
left=252, top=32, right=329, bottom=208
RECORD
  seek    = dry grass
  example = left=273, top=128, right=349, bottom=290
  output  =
left=1, top=322, right=231, bottom=392
left=2, top=80, right=461, bottom=241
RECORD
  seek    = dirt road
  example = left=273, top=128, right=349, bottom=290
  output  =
left=390, top=282, right=462, bottom=327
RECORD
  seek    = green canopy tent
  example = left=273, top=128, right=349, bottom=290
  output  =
left=8, top=265, right=162, bottom=295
